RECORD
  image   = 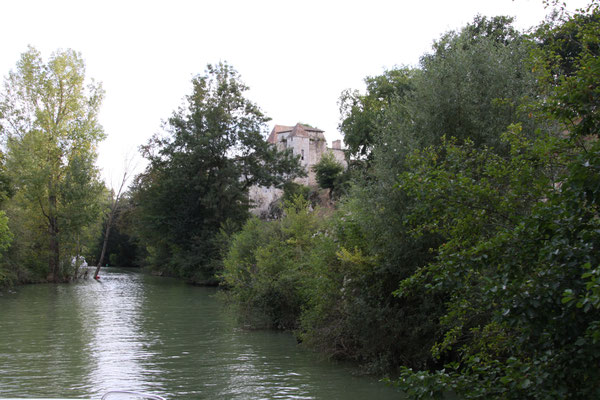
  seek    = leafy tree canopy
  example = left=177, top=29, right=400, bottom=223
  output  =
left=131, top=62, right=304, bottom=283
left=338, top=68, right=416, bottom=160
left=312, top=151, right=344, bottom=191
left=0, top=46, right=105, bottom=282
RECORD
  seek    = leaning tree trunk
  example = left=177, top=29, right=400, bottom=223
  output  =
left=93, top=214, right=113, bottom=279
left=94, top=170, right=129, bottom=280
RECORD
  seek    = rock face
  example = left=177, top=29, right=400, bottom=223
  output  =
left=250, top=123, right=346, bottom=217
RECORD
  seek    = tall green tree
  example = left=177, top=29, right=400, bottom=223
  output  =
left=338, top=68, right=416, bottom=160
left=339, top=16, right=538, bottom=167
left=131, top=62, right=304, bottom=283
left=412, top=15, right=539, bottom=151
left=0, top=47, right=105, bottom=282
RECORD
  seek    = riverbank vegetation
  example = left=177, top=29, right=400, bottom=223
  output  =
left=220, top=4, right=600, bottom=398
left=1, top=1, right=599, bottom=398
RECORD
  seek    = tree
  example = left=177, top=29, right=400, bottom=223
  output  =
left=338, top=68, right=416, bottom=160
left=411, top=15, right=539, bottom=152
left=312, top=151, right=345, bottom=198
left=0, top=47, right=105, bottom=282
left=532, top=3, right=600, bottom=141
left=131, top=62, right=304, bottom=283
left=339, top=16, right=539, bottom=168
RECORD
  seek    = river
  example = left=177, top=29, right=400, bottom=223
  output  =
left=0, top=268, right=403, bottom=399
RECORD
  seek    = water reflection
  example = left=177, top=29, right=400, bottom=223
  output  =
left=0, top=269, right=403, bottom=399
left=76, top=271, right=162, bottom=397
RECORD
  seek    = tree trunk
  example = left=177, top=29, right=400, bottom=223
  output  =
left=94, top=169, right=129, bottom=280
left=94, top=215, right=112, bottom=279
left=48, top=193, right=60, bottom=283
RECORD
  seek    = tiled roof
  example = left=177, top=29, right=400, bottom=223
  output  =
left=268, top=123, right=324, bottom=143
left=291, top=124, right=310, bottom=138
left=267, top=125, right=294, bottom=143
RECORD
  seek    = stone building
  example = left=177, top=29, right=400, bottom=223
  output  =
left=267, top=123, right=345, bottom=186
left=249, top=123, right=346, bottom=215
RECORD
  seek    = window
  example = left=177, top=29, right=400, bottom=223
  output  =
left=301, top=149, right=304, bottom=160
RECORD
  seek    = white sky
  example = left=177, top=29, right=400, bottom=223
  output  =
left=0, top=0, right=590, bottom=188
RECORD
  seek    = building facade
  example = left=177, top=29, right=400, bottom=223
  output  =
left=249, top=123, right=346, bottom=215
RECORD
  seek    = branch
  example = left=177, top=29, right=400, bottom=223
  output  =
left=37, top=197, right=50, bottom=222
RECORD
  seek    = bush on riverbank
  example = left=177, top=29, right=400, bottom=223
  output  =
left=222, top=197, right=323, bottom=329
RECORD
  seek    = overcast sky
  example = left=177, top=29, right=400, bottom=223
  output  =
left=0, top=0, right=590, bottom=187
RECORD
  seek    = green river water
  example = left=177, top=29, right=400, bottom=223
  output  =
left=0, top=268, right=403, bottom=399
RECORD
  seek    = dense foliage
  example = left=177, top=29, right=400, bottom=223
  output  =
left=395, top=5, right=600, bottom=398
left=222, top=4, right=600, bottom=398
